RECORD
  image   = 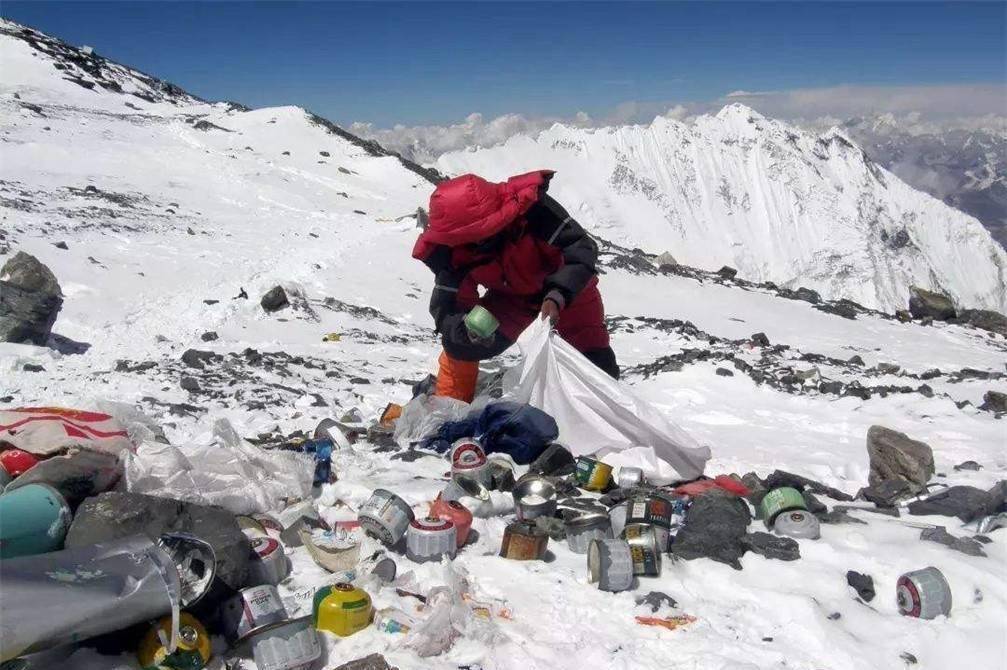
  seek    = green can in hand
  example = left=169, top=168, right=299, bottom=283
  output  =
left=464, top=305, right=499, bottom=339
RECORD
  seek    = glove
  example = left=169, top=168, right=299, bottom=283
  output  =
left=540, top=294, right=563, bottom=325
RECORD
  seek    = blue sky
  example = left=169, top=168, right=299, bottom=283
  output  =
left=3, top=2, right=1004, bottom=127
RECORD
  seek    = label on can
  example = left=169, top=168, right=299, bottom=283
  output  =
left=575, top=457, right=612, bottom=491
left=358, top=489, right=414, bottom=545
left=313, top=584, right=374, bottom=636
left=623, top=524, right=662, bottom=576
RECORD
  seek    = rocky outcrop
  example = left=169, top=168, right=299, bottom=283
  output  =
left=865, top=425, right=934, bottom=495
left=908, top=286, right=956, bottom=321
left=0, top=252, right=63, bottom=345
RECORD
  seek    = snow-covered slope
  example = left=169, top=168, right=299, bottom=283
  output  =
left=2, top=19, right=1006, bottom=670
left=436, top=107, right=1007, bottom=314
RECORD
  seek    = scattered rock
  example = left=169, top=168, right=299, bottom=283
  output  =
left=200, top=331, right=219, bottom=342
left=66, top=491, right=251, bottom=590
left=920, top=526, right=987, bottom=557
left=319, top=150, right=330, bottom=157
left=655, top=251, right=678, bottom=269
left=827, top=612, right=841, bottom=620
left=848, top=355, right=865, bottom=366
left=846, top=571, right=875, bottom=601
left=956, top=308, right=1007, bottom=337
left=22, top=363, right=45, bottom=372
left=716, top=266, right=738, bottom=279
left=186, top=227, right=196, bottom=235
left=907, top=482, right=1006, bottom=522
left=953, top=460, right=982, bottom=472
left=908, top=286, right=956, bottom=321
left=180, top=376, right=201, bottom=393
left=876, top=362, right=900, bottom=375
left=181, top=348, right=219, bottom=369
left=920, top=368, right=941, bottom=380
left=794, top=287, right=821, bottom=304
left=859, top=479, right=912, bottom=507
left=671, top=490, right=751, bottom=569
left=52, top=241, right=68, bottom=250
left=635, top=591, right=678, bottom=612
left=815, top=300, right=859, bottom=320
left=900, top=652, right=918, bottom=665
left=742, top=532, right=800, bottom=561
left=715, top=367, right=734, bottom=377
left=332, top=653, right=396, bottom=670
left=529, top=443, right=576, bottom=477
left=0, top=251, right=64, bottom=345
left=751, top=332, right=770, bottom=347
left=534, top=515, right=567, bottom=541
left=260, top=285, right=289, bottom=312
left=895, top=310, right=912, bottom=323
left=866, top=425, right=934, bottom=495
left=917, top=384, right=934, bottom=398
left=980, top=390, right=1007, bottom=414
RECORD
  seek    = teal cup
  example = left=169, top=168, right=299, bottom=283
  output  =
left=0, top=483, right=71, bottom=559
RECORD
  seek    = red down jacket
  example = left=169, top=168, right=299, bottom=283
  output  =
left=413, top=170, right=610, bottom=361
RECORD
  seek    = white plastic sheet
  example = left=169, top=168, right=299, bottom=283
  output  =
left=124, top=418, right=314, bottom=515
left=505, top=319, right=710, bottom=484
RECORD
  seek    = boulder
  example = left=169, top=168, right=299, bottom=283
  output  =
left=742, top=532, right=800, bottom=561
left=846, top=571, right=875, bottom=602
left=907, top=482, right=1006, bottom=523
left=980, top=390, right=1007, bottom=414
left=655, top=251, right=678, bottom=269
left=671, top=490, right=751, bottom=569
left=260, top=285, right=289, bottom=312
left=866, top=425, right=934, bottom=494
left=751, top=332, right=770, bottom=347
left=957, top=308, right=1007, bottom=337
left=859, top=479, right=913, bottom=507
left=0, top=251, right=63, bottom=345
left=529, top=443, right=576, bottom=477
left=920, top=526, right=986, bottom=557
left=908, top=286, right=956, bottom=321
left=716, top=266, right=738, bottom=279
left=794, top=287, right=821, bottom=304
left=66, top=491, right=251, bottom=590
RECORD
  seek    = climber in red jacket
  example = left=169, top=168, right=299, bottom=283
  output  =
left=413, top=170, right=619, bottom=402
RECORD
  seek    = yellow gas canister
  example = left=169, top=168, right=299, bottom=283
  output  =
left=137, top=612, right=211, bottom=670
left=312, top=583, right=373, bottom=637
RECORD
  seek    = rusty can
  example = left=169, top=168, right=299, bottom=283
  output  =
left=622, top=523, right=662, bottom=576
left=575, top=457, right=612, bottom=491
left=587, top=538, right=634, bottom=592
left=897, top=567, right=952, bottom=619
left=248, top=537, right=291, bottom=586
left=499, top=520, right=549, bottom=560
left=358, top=488, right=414, bottom=546
left=221, top=584, right=289, bottom=644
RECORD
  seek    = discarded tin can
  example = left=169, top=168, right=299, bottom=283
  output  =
left=588, top=538, right=634, bottom=592
left=137, top=612, right=211, bottom=670
left=314, top=418, right=353, bottom=448
left=617, top=466, right=644, bottom=490
left=221, top=585, right=289, bottom=644
left=760, top=487, right=807, bottom=528
left=0, top=449, right=38, bottom=477
left=622, top=523, right=662, bottom=576
left=441, top=474, right=491, bottom=504
left=575, top=457, right=612, bottom=491
left=773, top=509, right=821, bottom=539
left=248, top=537, right=291, bottom=586
left=624, top=495, right=678, bottom=551
left=450, top=438, right=489, bottom=484
left=0, top=483, right=71, bottom=559
left=374, top=607, right=415, bottom=634
left=464, top=305, right=499, bottom=339
left=429, top=498, right=473, bottom=548
left=897, top=567, right=952, bottom=619
left=358, top=488, right=415, bottom=546
left=406, top=517, right=457, bottom=563
left=300, top=523, right=361, bottom=573
left=566, top=513, right=614, bottom=554
left=277, top=501, right=327, bottom=548
left=500, top=520, right=549, bottom=560
left=249, top=616, right=321, bottom=670
left=513, top=476, right=558, bottom=521
left=156, top=533, right=216, bottom=608
left=238, top=515, right=269, bottom=540
left=253, top=513, right=284, bottom=540
left=313, top=583, right=373, bottom=637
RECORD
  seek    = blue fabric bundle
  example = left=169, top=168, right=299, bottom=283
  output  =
left=421, top=401, right=558, bottom=464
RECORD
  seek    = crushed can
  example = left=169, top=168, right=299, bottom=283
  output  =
left=0, top=483, right=71, bottom=559
left=248, top=537, right=291, bottom=586
left=313, top=583, right=373, bottom=637
left=759, top=487, right=807, bottom=528
left=358, top=488, right=414, bottom=546
left=588, top=538, right=634, bottom=593
left=575, top=457, right=612, bottom=491
left=221, top=585, right=289, bottom=644
left=429, top=498, right=473, bottom=548
left=137, top=612, right=211, bottom=670
left=249, top=616, right=321, bottom=670
left=897, top=567, right=952, bottom=619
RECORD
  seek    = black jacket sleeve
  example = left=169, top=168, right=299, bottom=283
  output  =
left=526, top=194, right=599, bottom=307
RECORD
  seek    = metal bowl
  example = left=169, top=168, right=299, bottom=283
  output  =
left=512, top=476, right=557, bottom=520
left=441, top=474, right=490, bottom=503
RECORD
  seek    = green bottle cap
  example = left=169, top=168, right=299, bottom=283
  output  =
left=464, top=306, right=499, bottom=339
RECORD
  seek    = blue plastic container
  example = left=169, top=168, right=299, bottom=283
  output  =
left=0, top=483, right=71, bottom=559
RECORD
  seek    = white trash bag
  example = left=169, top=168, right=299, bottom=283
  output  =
left=504, top=319, right=710, bottom=484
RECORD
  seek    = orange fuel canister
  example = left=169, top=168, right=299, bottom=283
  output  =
left=429, top=497, right=473, bottom=548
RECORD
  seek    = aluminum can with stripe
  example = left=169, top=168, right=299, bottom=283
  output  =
left=358, top=488, right=414, bottom=546
left=622, top=523, right=662, bottom=576
left=587, top=538, right=634, bottom=592
left=248, top=537, right=291, bottom=586
left=450, top=438, right=489, bottom=485
left=221, top=585, right=289, bottom=644
left=405, top=517, right=457, bottom=563
left=566, top=513, right=614, bottom=554
left=575, top=457, right=612, bottom=491
left=499, top=520, right=549, bottom=560
left=897, top=567, right=952, bottom=619
left=616, top=466, right=644, bottom=490
left=249, top=616, right=321, bottom=670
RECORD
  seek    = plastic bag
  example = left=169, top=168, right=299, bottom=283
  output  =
left=124, top=419, right=313, bottom=515
left=504, top=319, right=710, bottom=484
left=394, top=393, right=488, bottom=445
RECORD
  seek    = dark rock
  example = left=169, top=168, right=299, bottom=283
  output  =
left=742, top=532, right=800, bottom=561
left=908, top=286, right=956, bottom=321
left=920, top=526, right=987, bottom=557
left=900, top=652, right=918, bottom=665
left=818, top=380, right=843, bottom=395
left=349, top=377, right=370, bottom=385
left=846, top=571, right=875, bottom=602
left=827, top=612, right=842, bottom=620
left=0, top=251, right=63, bottom=345
left=671, top=490, right=751, bottom=569
left=920, top=368, right=941, bottom=380
left=895, top=310, right=912, bottom=323
left=200, top=331, right=219, bottom=342
left=741, top=472, right=767, bottom=508
left=866, top=425, right=934, bottom=494
left=389, top=448, right=427, bottom=462
left=332, top=653, right=396, bottom=670
left=980, top=390, right=1007, bottom=413
left=260, top=285, right=289, bottom=312
left=186, top=227, right=196, bottom=235
left=794, top=287, right=821, bottom=304
left=181, top=348, right=219, bottom=369
left=763, top=470, right=854, bottom=501
left=859, top=479, right=912, bottom=507
left=635, top=591, right=678, bottom=612
left=22, top=363, right=45, bottom=372
left=974, top=535, right=993, bottom=544
left=529, top=443, right=576, bottom=477
left=917, top=384, right=934, bottom=398
left=815, top=301, right=859, bottom=320
left=715, top=367, right=734, bottom=377
left=848, top=355, right=865, bottom=366
left=53, top=241, right=68, bottom=250
left=203, top=299, right=219, bottom=306
left=319, top=151, right=330, bottom=157
left=716, top=266, right=738, bottom=279
left=953, top=460, right=982, bottom=472
left=751, top=332, right=770, bottom=346
left=180, top=376, right=201, bottom=393
left=486, top=460, right=516, bottom=492
left=802, top=491, right=828, bottom=515
left=957, top=308, right=1007, bottom=337
left=876, top=362, right=901, bottom=375
left=907, top=482, right=1006, bottom=522
left=66, top=492, right=251, bottom=590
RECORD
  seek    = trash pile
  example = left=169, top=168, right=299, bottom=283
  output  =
left=1, top=329, right=1004, bottom=670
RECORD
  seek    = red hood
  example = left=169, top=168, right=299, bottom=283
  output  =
left=413, top=170, right=554, bottom=259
